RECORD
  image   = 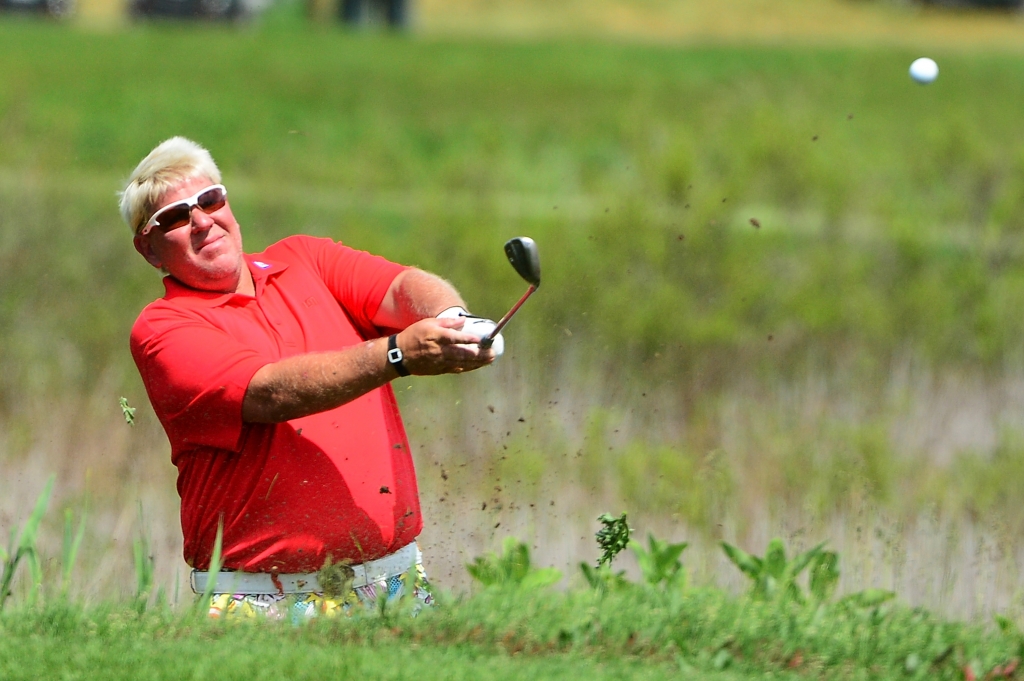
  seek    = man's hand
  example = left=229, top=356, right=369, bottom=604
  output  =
left=395, top=317, right=497, bottom=376
left=435, top=307, right=505, bottom=356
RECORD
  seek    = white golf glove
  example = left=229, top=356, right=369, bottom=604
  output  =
left=436, top=307, right=504, bottom=357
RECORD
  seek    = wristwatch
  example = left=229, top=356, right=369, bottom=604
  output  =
left=387, top=334, right=409, bottom=377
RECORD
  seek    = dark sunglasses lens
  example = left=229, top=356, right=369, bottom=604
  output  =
left=197, top=187, right=226, bottom=213
left=154, top=205, right=191, bottom=232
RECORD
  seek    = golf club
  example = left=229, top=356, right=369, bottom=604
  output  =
left=480, top=237, right=541, bottom=349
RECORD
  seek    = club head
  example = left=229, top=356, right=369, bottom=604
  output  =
left=504, top=237, right=541, bottom=288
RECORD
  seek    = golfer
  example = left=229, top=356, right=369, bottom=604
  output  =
left=121, top=137, right=501, bottom=619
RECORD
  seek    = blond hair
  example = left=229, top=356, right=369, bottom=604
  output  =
left=119, top=137, right=222, bottom=235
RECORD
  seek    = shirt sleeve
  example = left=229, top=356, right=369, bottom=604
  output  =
left=298, top=236, right=407, bottom=333
left=131, top=311, right=268, bottom=452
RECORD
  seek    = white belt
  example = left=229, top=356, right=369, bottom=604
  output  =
left=190, top=542, right=420, bottom=595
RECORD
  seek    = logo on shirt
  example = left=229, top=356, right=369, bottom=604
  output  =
left=253, top=261, right=271, bottom=269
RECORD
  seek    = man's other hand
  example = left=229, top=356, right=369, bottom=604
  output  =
left=460, top=317, right=504, bottom=356
left=396, top=318, right=497, bottom=376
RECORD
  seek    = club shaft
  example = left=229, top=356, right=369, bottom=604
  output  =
left=480, top=285, right=536, bottom=349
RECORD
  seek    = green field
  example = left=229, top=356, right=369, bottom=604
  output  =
left=5, top=19, right=1024, bottom=389
left=7, top=21, right=1024, bottom=390
left=4, top=3, right=1024, bottom=671
left=2, top=588, right=1021, bottom=681
left=2, top=506, right=1023, bottom=680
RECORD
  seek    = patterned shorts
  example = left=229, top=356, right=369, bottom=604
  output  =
left=206, top=561, right=433, bottom=622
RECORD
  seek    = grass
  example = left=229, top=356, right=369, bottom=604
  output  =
left=4, top=589, right=1019, bottom=680
left=73, top=0, right=1024, bottom=50
left=4, top=23, right=1024, bottom=395
left=1, top=493, right=1023, bottom=680
left=414, top=0, right=1024, bottom=49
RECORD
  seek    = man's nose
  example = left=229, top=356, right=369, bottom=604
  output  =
left=190, top=206, right=215, bottom=230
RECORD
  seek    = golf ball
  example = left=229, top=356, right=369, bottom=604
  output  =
left=909, top=57, right=938, bottom=84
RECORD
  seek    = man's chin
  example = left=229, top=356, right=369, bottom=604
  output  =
left=173, top=265, right=242, bottom=293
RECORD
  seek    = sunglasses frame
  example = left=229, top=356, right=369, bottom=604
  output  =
left=139, top=184, right=228, bottom=236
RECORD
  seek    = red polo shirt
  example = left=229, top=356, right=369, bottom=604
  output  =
left=130, top=235, right=421, bottom=573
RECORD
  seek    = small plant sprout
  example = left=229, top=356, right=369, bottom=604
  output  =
left=721, top=538, right=837, bottom=603
left=466, top=537, right=562, bottom=590
left=119, top=397, right=137, bottom=427
left=631, top=533, right=688, bottom=590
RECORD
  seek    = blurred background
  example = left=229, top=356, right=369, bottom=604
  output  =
left=3, top=0, right=1024, bottom=619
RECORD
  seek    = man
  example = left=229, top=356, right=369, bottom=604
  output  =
left=121, top=136, right=501, bottom=618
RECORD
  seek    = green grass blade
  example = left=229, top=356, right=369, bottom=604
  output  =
left=25, top=548, right=42, bottom=607
left=133, top=537, right=152, bottom=604
left=0, top=476, right=55, bottom=611
left=17, top=475, right=55, bottom=554
left=0, top=531, right=19, bottom=611
left=61, top=507, right=87, bottom=599
left=196, top=520, right=225, bottom=613
left=133, top=501, right=157, bottom=610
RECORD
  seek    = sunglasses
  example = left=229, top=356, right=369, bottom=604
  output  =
left=140, top=184, right=228, bottom=236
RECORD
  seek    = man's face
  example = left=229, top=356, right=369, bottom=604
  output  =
left=133, top=175, right=246, bottom=293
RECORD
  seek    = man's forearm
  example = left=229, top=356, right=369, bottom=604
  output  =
left=242, top=339, right=395, bottom=423
left=242, top=315, right=497, bottom=424
left=373, top=269, right=468, bottom=330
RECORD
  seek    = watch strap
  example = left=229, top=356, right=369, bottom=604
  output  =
left=387, top=334, right=409, bottom=377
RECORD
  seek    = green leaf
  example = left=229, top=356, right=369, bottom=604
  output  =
left=842, top=588, right=895, bottom=608
left=579, top=562, right=601, bottom=589
left=759, top=574, right=778, bottom=599
left=995, top=614, right=1016, bottom=635
left=631, top=533, right=688, bottom=588
left=783, top=581, right=804, bottom=604
left=466, top=558, right=497, bottom=586
left=25, top=548, right=42, bottom=607
left=720, top=542, right=762, bottom=579
left=809, top=551, right=840, bottom=602
left=119, top=396, right=137, bottom=426
left=520, top=567, right=562, bottom=590
left=764, top=539, right=787, bottom=579
left=786, top=541, right=826, bottom=580
left=578, top=562, right=628, bottom=592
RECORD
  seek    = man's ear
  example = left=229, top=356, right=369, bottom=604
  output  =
left=133, top=233, right=163, bottom=269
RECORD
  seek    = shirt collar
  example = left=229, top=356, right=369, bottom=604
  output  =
left=162, top=255, right=288, bottom=307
